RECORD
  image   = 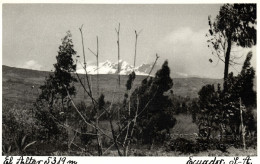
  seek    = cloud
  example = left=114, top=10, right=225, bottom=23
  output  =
left=20, top=60, right=43, bottom=70
left=156, top=27, right=256, bottom=79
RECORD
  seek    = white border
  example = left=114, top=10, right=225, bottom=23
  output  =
left=0, top=0, right=259, bottom=163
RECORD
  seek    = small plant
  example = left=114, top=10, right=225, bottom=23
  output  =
left=2, top=145, right=12, bottom=155
left=14, top=134, right=36, bottom=154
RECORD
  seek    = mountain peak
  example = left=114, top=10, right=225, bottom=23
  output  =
left=76, top=60, right=191, bottom=78
left=77, top=60, right=148, bottom=76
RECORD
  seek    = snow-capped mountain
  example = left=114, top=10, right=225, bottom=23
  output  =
left=76, top=60, right=190, bottom=78
left=136, top=63, right=190, bottom=78
left=77, top=60, right=151, bottom=76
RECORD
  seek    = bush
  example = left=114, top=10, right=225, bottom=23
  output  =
left=166, top=138, right=196, bottom=154
left=2, top=104, right=41, bottom=155
left=34, top=101, right=66, bottom=141
left=195, top=138, right=227, bottom=152
left=166, top=137, right=230, bottom=154
left=128, top=61, right=176, bottom=144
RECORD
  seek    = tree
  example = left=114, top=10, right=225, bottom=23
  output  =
left=38, top=31, right=77, bottom=112
left=197, top=84, right=222, bottom=140
left=207, top=4, right=256, bottom=89
left=130, top=61, right=176, bottom=144
left=36, top=31, right=77, bottom=141
left=223, top=52, right=256, bottom=138
left=52, top=31, right=77, bottom=107
left=190, top=99, right=199, bottom=123
left=196, top=52, right=256, bottom=145
left=238, top=51, right=256, bottom=108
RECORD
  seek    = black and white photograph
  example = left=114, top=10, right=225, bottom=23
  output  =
left=1, top=1, right=258, bottom=158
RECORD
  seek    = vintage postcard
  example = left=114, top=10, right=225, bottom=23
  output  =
left=1, top=0, right=259, bottom=163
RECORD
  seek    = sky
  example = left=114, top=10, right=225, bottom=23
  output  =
left=2, top=4, right=256, bottom=79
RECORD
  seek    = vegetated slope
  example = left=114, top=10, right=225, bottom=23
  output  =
left=2, top=65, right=222, bottom=106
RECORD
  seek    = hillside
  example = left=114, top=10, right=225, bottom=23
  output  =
left=2, top=65, right=223, bottom=106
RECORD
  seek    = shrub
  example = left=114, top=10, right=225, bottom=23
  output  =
left=195, top=138, right=227, bottom=152
left=2, top=104, right=41, bottom=155
left=166, top=138, right=196, bottom=154
left=35, top=31, right=78, bottom=144
left=128, top=61, right=176, bottom=144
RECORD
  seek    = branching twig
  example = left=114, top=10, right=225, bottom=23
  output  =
left=116, top=87, right=159, bottom=142
left=75, top=72, right=96, bottom=106
left=99, top=91, right=123, bottom=156
left=147, top=53, right=159, bottom=78
left=125, top=94, right=140, bottom=156
left=65, top=85, right=125, bottom=155
left=103, top=143, right=115, bottom=155
left=115, top=23, right=121, bottom=87
left=88, top=36, right=100, bottom=96
left=71, top=142, right=94, bottom=156
left=133, top=29, right=143, bottom=68
left=79, top=25, right=89, bottom=99
left=34, top=100, right=97, bottom=136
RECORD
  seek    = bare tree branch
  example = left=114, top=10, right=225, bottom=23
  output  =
left=134, top=29, right=143, bottom=68
left=115, top=23, right=121, bottom=87
left=146, top=53, right=159, bottom=78
left=88, top=48, right=97, bottom=57
left=79, top=24, right=88, bottom=99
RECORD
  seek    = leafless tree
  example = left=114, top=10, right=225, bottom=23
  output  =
left=115, top=23, right=121, bottom=87
left=88, top=36, right=100, bottom=96
left=133, top=29, right=143, bottom=68
left=147, top=53, right=159, bottom=78
left=79, top=25, right=93, bottom=98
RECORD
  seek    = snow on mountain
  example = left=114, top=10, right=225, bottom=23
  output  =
left=76, top=60, right=190, bottom=78
left=136, top=63, right=160, bottom=75
left=77, top=60, right=150, bottom=76
left=135, top=64, right=190, bottom=78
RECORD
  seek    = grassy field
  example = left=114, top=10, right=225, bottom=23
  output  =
left=2, top=65, right=222, bottom=106
left=4, top=111, right=256, bottom=156
left=170, top=114, right=198, bottom=141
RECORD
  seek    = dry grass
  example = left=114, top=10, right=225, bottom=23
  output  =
left=102, top=146, right=257, bottom=156
left=170, top=114, right=199, bottom=141
left=194, top=147, right=257, bottom=156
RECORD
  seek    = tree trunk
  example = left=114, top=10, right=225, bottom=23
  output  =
left=96, top=36, right=99, bottom=96
left=240, top=97, right=246, bottom=150
left=96, top=107, right=103, bottom=156
left=49, top=93, right=54, bottom=114
left=224, top=36, right=232, bottom=91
